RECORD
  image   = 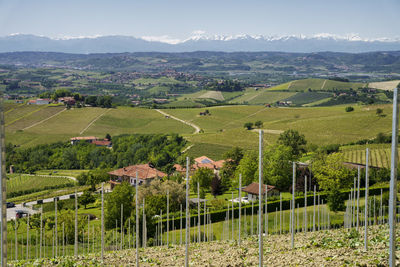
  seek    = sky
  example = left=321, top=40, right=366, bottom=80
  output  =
left=0, top=0, right=399, bottom=42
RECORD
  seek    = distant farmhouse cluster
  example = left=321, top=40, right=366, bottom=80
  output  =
left=70, top=136, right=112, bottom=147
left=27, top=97, right=76, bottom=105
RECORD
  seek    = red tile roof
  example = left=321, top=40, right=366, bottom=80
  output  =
left=194, top=156, right=214, bottom=164
left=108, top=164, right=167, bottom=180
left=174, top=156, right=226, bottom=172
left=242, top=182, right=276, bottom=196
left=70, top=136, right=99, bottom=141
left=92, top=140, right=112, bottom=146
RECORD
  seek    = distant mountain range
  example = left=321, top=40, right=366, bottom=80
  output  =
left=1, top=34, right=400, bottom=53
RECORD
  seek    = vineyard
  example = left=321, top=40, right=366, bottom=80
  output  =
left=7, top=174, right=75, bottom=197
left=341, top=144, right=398, bottom=168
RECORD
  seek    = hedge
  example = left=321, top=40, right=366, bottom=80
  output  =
left=162, top=185, right=390, bottom=231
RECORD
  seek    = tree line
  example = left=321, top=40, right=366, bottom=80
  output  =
left=6, top=133, right=186, bottom=174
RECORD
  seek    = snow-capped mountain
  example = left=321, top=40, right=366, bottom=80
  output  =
left=0, top=34, right=399, bottom=53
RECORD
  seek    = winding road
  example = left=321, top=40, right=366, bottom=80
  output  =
left=156, top=109, right=201, bottom=134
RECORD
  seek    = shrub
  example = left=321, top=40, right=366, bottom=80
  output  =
left=244, top=122, right=253, bottom=130
left=345, top=106, right=354, bottom=112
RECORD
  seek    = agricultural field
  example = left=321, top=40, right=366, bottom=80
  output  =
left=283, top=92, right=332, bottom=106
left=3, top=102, right=395, bottom=159
left=341, top=144, right=397, bottom=168
left=229, top=88, right=296, bottom=105
left=5, top=105, right=193, bottom=147
left=166, top=104, right=393, bottom=157
left=25, top=225, right=394, bottom=266
left=269, top=78, right=366, bottom=92
left=368, top=80, right=400, bottom=91
left=7, top=174, right=74, bottom=196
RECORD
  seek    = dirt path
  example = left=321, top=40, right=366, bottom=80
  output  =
left=79, top=109, right=110, bottom=135
left=156, top=109, right=201, bottom=134
left=23, top=108, right=66, bottom=130
left=182, top=144, right=193, bottom=153
left=321, top=79, right=327, bottom=90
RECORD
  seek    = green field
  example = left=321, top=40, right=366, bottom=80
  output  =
left=5, top=106, right=194, bottom=147
left=4, top=103, right=394, bottom=159
left=341, top=144, right=398, bottom=168
left=269, top=78, right=366, bottom=92
left=7, top=174, right=74, bottom=196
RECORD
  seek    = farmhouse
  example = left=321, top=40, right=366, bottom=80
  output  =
left=58, top=97, right=76, bottom=105
left=92, top=140, right=112, bottom=148
left=108, top=163, right=167, bottom=189
left=174, top=156, right=225, bottom=175
left=242, top=182, right=279, bottom=201
left=70, top=136, right=99, bottom=145
left=27, top=98, right=52, bottom=105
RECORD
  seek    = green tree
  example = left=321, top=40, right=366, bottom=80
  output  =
left=210, top=175, right=222, bottom=197
left=277, top=129, right=307, bottom=157
left=79, top=190, right=96, bottom=209
left=219, top=147, right=244, bottom=191
left=254, top=120, right=263, bottom=128
left=86, top=169, right=110, bottom=191
left=312, top=153, right=354, bottom=211
left=105, top=182, right=133, bottom=230
left=244, top=122, right=253, bottom=130
left=139, top=180, right=185, bottom=212
left=234, top=151, right=258, bottom=187
left=345, top=106, right=354, bottom=112
left=191, top=167, right=213, bottom=193
left=263, top=145, right=295, bottom=190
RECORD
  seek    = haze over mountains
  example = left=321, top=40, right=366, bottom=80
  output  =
left=1, top=34, right=400, bottom=53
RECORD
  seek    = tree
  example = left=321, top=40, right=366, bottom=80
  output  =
left=277, top=129, right=307, bottom=157
left=86, top=169, right=111, bottom=191
left=191, top=167, right=213, bottom=193
left=234, top=151, right=258, bottom=187
left=263, top=145, right=295, bottom=190
left=312, top=153, right=354, bottom=211
left=376, top=108, right=384, bottom=116
left=244, top=122, right=253, bottom=130
left=219, top=147, right=244, bottom=192
left=345, top=106, right=354, bottom=112
left=105, top=133, right=112, bottom=141
left=138, top=180, right=185, bottom=212
left=254, top=120, right=263, bottom=128
left=105, top=182, right=133, bottom=230
left=78, top=190, right=96, bottom=209
left=210, top=175, right=222, bottom=197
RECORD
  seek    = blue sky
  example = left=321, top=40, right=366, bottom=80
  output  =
left=0, top=0, right=399, bottom=41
